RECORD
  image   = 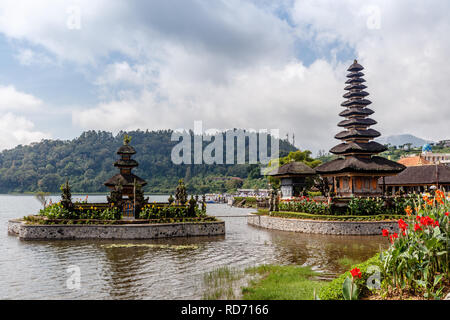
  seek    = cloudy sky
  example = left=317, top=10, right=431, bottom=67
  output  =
left=0, top=0, right=449, bottom=154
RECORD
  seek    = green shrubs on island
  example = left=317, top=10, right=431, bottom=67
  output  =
left=30, top=179, right=210, bottom=224
left=279, top=196, right=331, bottom=215
left=274, top=195, right=417, bottom=217
left=38, top=202, right=122, bottom=220
left=256, top=209, right=405, bottom=222
left=347, top=196, right=415, bottom=216
left=139, top=201, right=206, bottom=219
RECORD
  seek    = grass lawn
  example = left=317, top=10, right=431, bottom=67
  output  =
left=242, top=265, right=327, bottom=300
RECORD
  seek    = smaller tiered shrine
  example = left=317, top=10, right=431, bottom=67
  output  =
left=104, top=135, right=147, bottom=218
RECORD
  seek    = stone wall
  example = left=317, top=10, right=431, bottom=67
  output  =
left=8, top=219, right=225, bottom=240
left=247, top=213, right=399, bottom=235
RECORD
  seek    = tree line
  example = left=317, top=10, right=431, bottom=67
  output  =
left=0, top=130, right=297, bottom=194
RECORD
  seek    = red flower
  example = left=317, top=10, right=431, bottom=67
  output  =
left=382, top=229, right=389, bottom=237
left=419, top=216, right=434, bottom=226
left=398, top=218, right=408, bottom=231
left=445, top=212, right=449, bottom=217
left=350, top=268, right=362, bottom=279
left=434, top=220, right=439, bottom=227
left=389, top=233, right=399, bottom=244
left=414, top=223, right=422, bottom=232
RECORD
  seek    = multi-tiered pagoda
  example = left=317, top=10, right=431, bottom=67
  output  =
left=104, top=135, right=147, bottom=217
left=315, top=60, right=405, bottom=197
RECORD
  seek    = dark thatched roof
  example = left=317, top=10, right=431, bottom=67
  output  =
left=382, top=164, right=450, bottom=185
left=343, top=91, right=369, bottom=99
left=344, top=84, right=367, bottom=91
left=114, top=159, right=138, bottom=167
left=104, top=173, right=147, bottom=188
left=117, top=145, right=136, bottom=155
left=346, top=71, right=364, bottom=78
left=267, top=161, right=316, bottom=177
left=347, top=60, right=364, bottom=72
left=338, top=118, right=377, bottom=127
left=330, top=142, right=387, bottom=155
left=315, top=156, right=405, bottom=175
left=341, top=99, right=372, bottom=107
left=345, top=77, right=366, bottom=84
left=335, top=128, right=381, bottom=140
left=339, top=108, right=374, bottom=117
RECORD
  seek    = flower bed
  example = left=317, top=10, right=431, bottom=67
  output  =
left=279, top=196, right=331, bottom=215
left=319, top=190, right=449, bottom=300
left=255, top=209, right=404, bottom=222
left=278, top=195, right=415, bottom=216
left=23, top=215, right=217, bottom=225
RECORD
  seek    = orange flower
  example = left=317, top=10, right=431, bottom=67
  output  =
left=423, top=195, right=429, bottom=202
left=404, top=206, right=412, bottom=216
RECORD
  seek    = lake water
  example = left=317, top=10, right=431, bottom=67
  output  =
left=0, top=194, right=388, bottom=299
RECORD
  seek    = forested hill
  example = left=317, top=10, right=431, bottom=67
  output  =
left=0, top=130, right=297, bottom=194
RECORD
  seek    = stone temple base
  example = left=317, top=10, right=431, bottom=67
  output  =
left=247, top=213, right=398, bottom=235
left=8, top=219, right=225, bottom=240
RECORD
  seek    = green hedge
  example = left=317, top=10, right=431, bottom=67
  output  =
left=255, top=209, right=405, bottom=222
left=319, top=254, right=382, bottom=300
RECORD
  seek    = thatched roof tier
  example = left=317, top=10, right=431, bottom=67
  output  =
left=345, top=77, right=366, bottom=84
left=266, top=161, right=316, bottom=177
left=117, top=145, right=136, bottom=155
left=339, top=108, right=374, bottom=117
left=347, top=61, right=364, bottom=72
left=335, top=128, right=381, bottom=140
left=341, top=99, right=372, bottom=107
left=114, top=159, right=138, bottom=168
left=344, top=84, right=367, bottom=91
left=330, top=142, right=387, bottom=155
left=346, top=71, right=364, bottom=78
left=343, top=90, right=369, bottom=99
left=381, top=164, right=450, bottom=185
left=104, top=173, right=147, bottom=188
left=337, top=118, right=377, bottom=127
left=315, top=156, right=405, bottom=175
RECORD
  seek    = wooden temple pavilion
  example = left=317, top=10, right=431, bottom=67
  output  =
left=104, top=136, right=147, bottom=217
left=267, top=161, right=316, bottom=199
left=315, top=60, right=405, bottom=197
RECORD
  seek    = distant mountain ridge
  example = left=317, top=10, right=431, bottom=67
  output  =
left=376, top=134, right=434, bottom=148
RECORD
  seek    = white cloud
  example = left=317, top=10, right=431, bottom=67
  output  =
left=0, top=113, right=50, bottom=150
left=1, top=0, right=450, bottom=154
left=74, top=59, right=344, bottom=153
left=290, top=0, right=450, bottom=144
left=0, top=85, right=43, bottom=112
left=14, top=48, right=54, bottom=66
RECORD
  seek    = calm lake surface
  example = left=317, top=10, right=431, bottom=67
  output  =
left=0, top=194, right=388, bottom=299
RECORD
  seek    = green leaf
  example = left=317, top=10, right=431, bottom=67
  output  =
left=433, top=274, right=443, bottom=287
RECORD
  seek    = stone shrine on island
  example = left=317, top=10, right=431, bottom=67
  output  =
left=104, top=135, right=148, bottom=218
